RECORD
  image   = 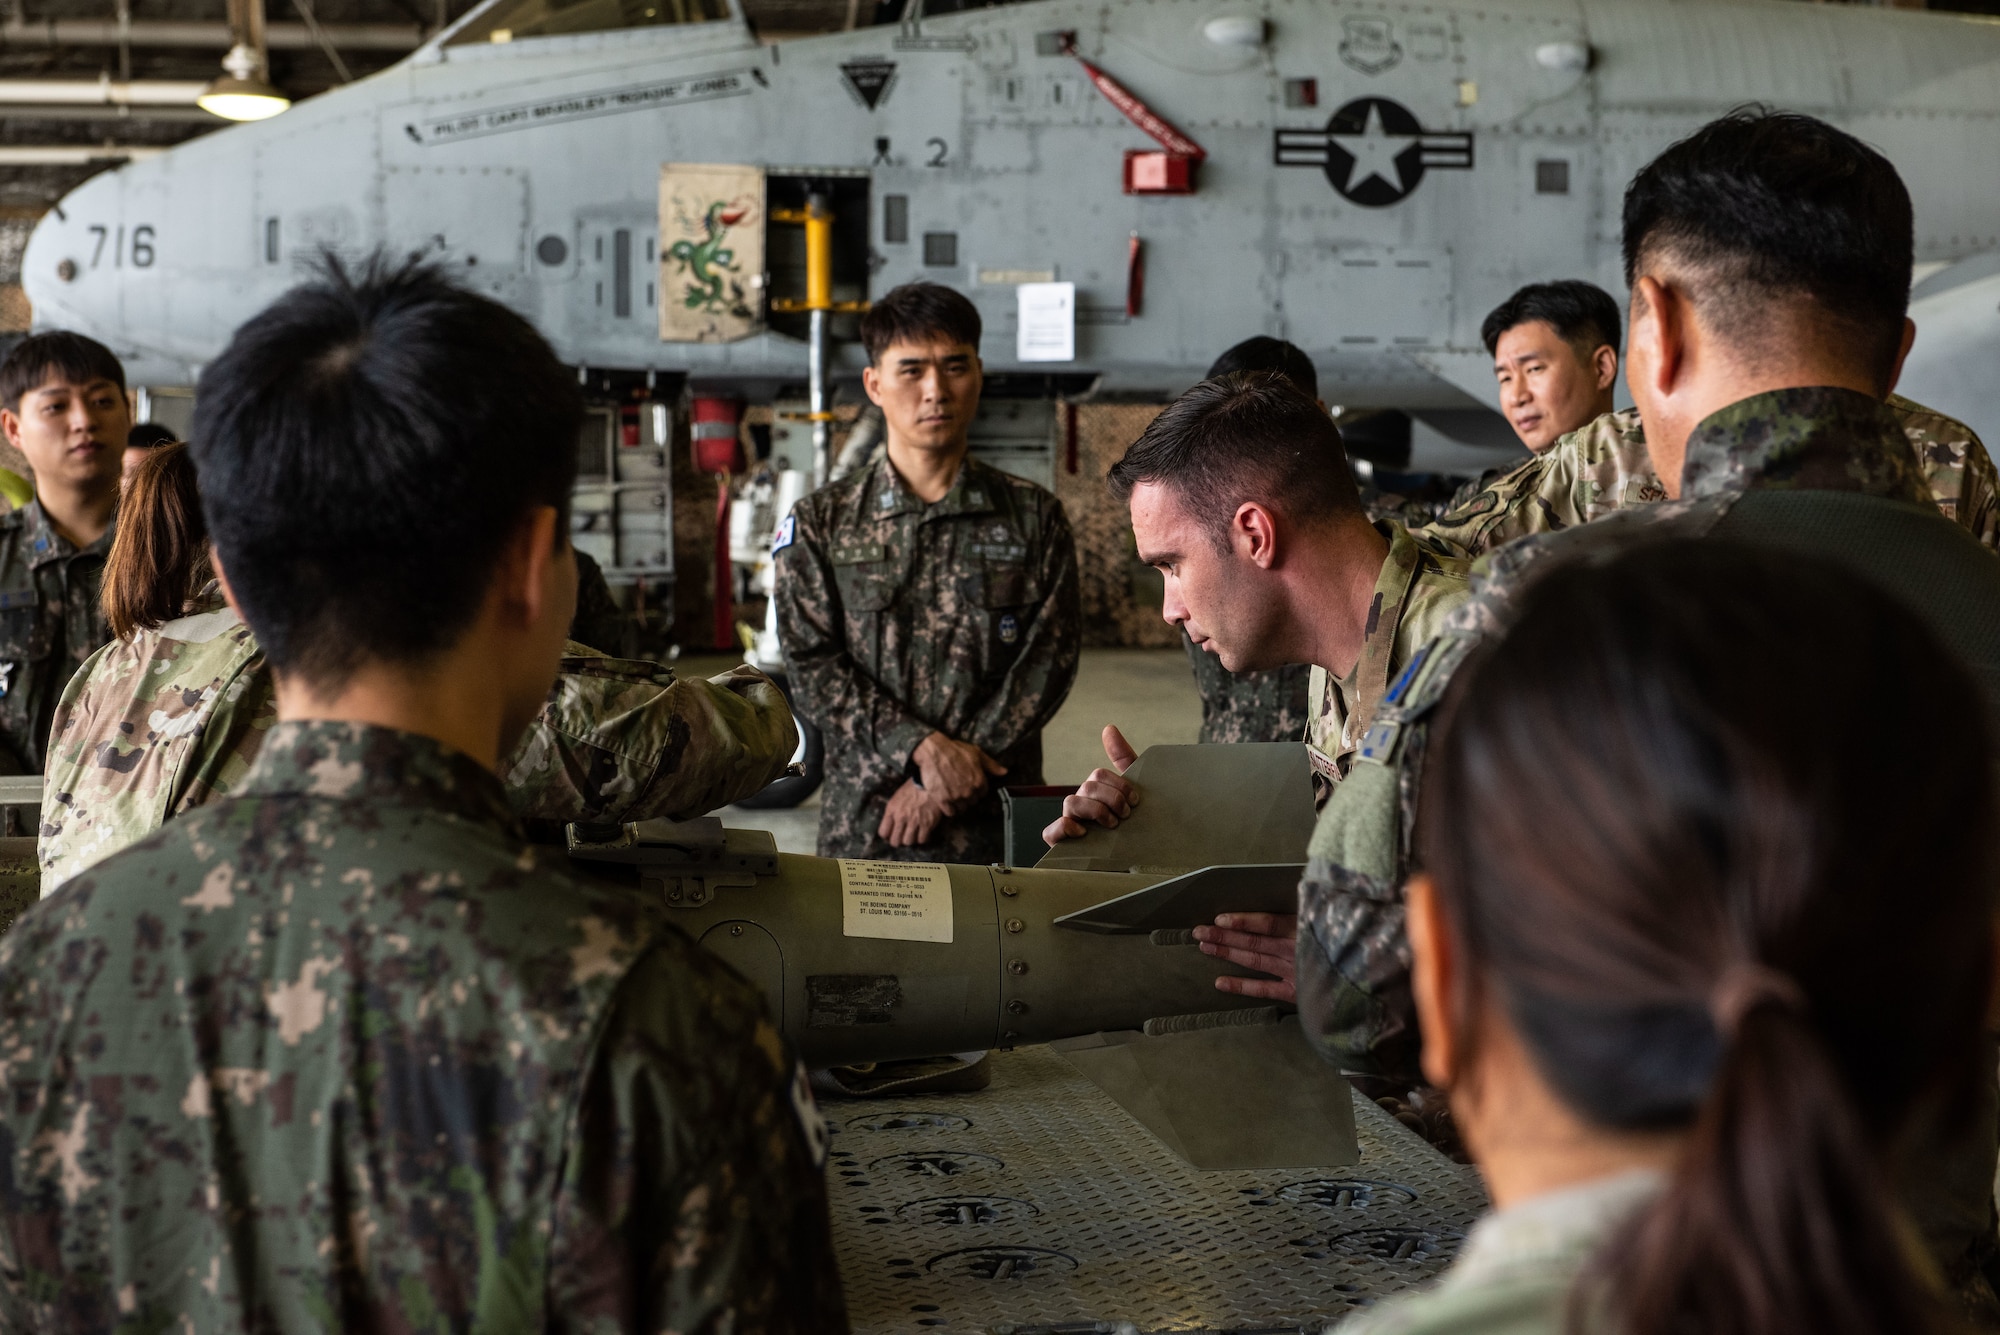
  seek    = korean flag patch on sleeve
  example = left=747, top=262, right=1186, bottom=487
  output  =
left=772, top=514, right=797, bottom=553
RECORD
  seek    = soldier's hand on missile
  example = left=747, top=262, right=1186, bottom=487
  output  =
left=1041, top=725, right=1141, bottom=845
left=1194, top=913, right=1298, bottom=1003
left=879, top=778, right=947, bottom=847
left=914, top=732, right=1007, bottom=815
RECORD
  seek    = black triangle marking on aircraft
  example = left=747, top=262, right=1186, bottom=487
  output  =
left=841, top=57, right=899, bottom=111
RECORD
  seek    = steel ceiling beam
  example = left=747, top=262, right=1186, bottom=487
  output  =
left=0, top=145, right=167, bottom=164
left=0, top=17, right=425, bottom=49
left=0, top=77, right=209, bottom=103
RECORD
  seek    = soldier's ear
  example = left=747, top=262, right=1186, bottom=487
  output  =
left=1231, top=501, right=1280, bottom=569
left=1408, top=874, right=1459, bottom=1092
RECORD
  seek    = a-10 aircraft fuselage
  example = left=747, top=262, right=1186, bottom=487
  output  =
left=21, top=0, right=2000, bottom=430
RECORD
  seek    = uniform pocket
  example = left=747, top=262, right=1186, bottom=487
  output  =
left=967, top=541, right=1030, bottom=607
left=831, top=542, right=899, bottom=612
left=976, top=562, right=1030, bottom=607
left=0, top=598, right=50, bottom=669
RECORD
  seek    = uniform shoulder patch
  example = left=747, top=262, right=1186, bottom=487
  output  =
left=772, top=514, right=797, bottom=553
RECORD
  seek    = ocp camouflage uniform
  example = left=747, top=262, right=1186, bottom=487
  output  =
left=1303, top=520, right=1471, bottom=804
left=1183, top=632, right=1310, bottom=745
left=0, top=499, right=114, bottom=775
left=1415, top=394, right=1998, bottom=559
left=777, top=454, right=1080, bottom=863
left=38, top=589, right=797, bottom=891
left=0, top=720, right=848, bottom=1330
left=1297, top=385, right=2000, bottom=1306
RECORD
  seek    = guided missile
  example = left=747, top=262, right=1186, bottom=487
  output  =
left=568, top=743, right=1315, bottom=1069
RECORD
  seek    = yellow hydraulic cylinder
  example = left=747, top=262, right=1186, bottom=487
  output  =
left=804, top=193, right=833, bottom=312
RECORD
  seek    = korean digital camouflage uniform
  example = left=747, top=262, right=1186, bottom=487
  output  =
left=0, top=719, right=847, bottom=1330
left=1182, top=633, right=1310, bottom=745
left=1297, top=386, right=2000, bottom=1308
left=38, top=588, right=797, bottom=890
left=1415, top=394, right=1999, bottom=559
left=0, top=499, right=114, bottom=775
left=777, top=454, right=1080, bottom=863
left=1302, top=520, right=1471, bottom=803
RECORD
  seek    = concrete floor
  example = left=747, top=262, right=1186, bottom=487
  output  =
left=678, top=648, right=1201, bottom=854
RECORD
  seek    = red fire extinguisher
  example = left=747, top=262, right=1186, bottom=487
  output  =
left=691, top=396, right=746, bottom=651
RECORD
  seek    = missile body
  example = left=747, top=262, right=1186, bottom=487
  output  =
left=570, top=743, right=1317, bottom=1068
left=572, top=833, right=1272, bottom=1067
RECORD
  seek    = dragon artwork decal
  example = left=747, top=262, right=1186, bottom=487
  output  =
left=670, top=197, right=755, bottom=317
left=658, top=166, right=764, bottom=342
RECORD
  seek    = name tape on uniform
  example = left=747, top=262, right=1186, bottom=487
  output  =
left=838, top=860, right=954, bottom=943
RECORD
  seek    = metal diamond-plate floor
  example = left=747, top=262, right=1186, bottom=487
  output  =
left=825, top=1044, right=1489, bottom=1334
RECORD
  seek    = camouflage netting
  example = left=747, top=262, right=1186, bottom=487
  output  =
left=1055, top=402, right=1177, bottom=649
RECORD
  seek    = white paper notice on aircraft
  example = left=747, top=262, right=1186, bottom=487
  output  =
left=839, top=860, right=955, bottom=943
left=1017, top=281, right=1076, bottom=362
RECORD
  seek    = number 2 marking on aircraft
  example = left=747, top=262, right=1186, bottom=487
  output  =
left=927, top=137, right=949, bottom=167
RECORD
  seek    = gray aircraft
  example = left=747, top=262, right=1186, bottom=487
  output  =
left=19, top=0, right=2000, bottom=478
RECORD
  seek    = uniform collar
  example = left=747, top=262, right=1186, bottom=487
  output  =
left=237, top=719, right=521, bottom=832
left=1439, top=1169, right=1665, bottom=1295
left=867, top=452, right=999, bottom=520
left=1681, top=387, right=1931, bottom=505
left=19, top=498, right=115, bottom=567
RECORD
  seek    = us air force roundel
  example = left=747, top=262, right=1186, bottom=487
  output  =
left=1274, top=97, right=1474, bottom=207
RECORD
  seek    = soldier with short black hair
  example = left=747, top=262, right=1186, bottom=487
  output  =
left=1300, top=107, right=2000, bottom=1314
left=0, top=330, right=127, bottom=776
left=0, top=258, right=847, bottom=1331
left=776, top=281, right=1080, bottom=863
left=1480, top=279, right=1622, bottom=456
left=1044, top=371, right=1469, bottom=1004
left=1179, top=336, right=1318, bottom=747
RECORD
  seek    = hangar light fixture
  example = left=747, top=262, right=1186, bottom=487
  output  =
left=199, top=0, right=290, bottom=121
left=198, top=61, right=291, bottom=120
left=1202, top=15, right=1265, bottom=49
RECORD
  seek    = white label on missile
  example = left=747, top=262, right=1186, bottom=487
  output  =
left=839, top=860, right=955, bottom=943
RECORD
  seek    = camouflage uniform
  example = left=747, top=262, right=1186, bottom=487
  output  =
left=1415, top=394, right=1998, bottom=559
left=1302, top=520, right=1471, bottom=802
left=38, top=589, right=797, bottom=890
left=1336, top=1170, right=1664, bottom=1335
left=1296, top=386, right=2000, bottom=1303
left=776, top=454, right=1080, bottom=863
left=1182, top=631, right=1310, bottom=745
left=0, top=719, right=847, bottom=1330
left=571, top=548, right=634, bottom=657
left=0, top=499, right=114, bottom=775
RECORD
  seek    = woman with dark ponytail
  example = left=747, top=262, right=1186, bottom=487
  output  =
left=1339, top=538, right=1996, bottom=1335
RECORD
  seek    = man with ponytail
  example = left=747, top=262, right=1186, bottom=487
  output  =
left=1297, top=107, right=2000, bottom=1311
left=1336, top=541, right=1993, bottom=1335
